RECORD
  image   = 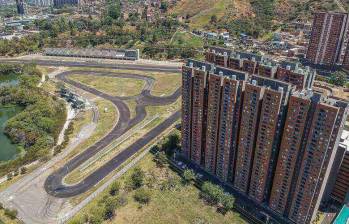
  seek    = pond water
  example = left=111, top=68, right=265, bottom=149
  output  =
left=0, top=74, right=19, bottom=87
left=0, top=105, right=23, bottom=162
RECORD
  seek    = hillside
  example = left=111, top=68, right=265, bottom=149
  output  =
left=169, top=0, right=348, bottom=36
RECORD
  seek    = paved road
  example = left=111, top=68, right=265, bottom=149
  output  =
left=1, top=58, right=181, bottom=73
left=44, top=69, right=181, bottom=197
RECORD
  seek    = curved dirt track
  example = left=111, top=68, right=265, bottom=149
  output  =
left=44, top=69, right=181, bottom=198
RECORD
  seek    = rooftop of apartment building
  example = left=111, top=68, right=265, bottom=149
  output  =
left=207, top=46, right=315, bottom=77
left=186, top=57, right=349, bottom=110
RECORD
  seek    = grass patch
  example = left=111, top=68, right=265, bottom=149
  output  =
left=37, top=66, right=56, bottom=76
left=69, top=74, right=146, bottom=97
left=170, top=0, right=233, bottom=29
left=0, top=209, right=20, bottom=224
left=170, top=31, right=204, bottom=49
left=68, top=153, right=247, bottom=224
left=147, top=72, right=181, bottom=97
left=125, top=100, right=137, bottom=119
left=67, top=68, right=181, bottom=97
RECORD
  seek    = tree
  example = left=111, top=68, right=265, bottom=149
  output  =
left=221, top=194, right=235, bottom=213
left=162, top=133, right=180, bottom=156
left=130, top=167, right=145, bottom=189
left=134, top=188, right=151, bottom=204
left=20, top=166, right=27, bottom=174
left=329, top=70, right=347, bottom=86
left=107, top=0, right=121, bottom=20
left=183, top=169, right=196, bottom=185
left=200, top=182, right=224, bottom=205
left=160, top=1, right=169, bottom=12
left=109, top=181, right=120, bottom=196
left=210, top=15, right=218, bottom=23
left=4, top=208, right=18, bottom=219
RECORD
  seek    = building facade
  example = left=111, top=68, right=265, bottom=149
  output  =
left=181, top=48, right=349, bottom=224
left=53, top=0, right=79, bottom=7
left=306, top=12, right=349, bottom=67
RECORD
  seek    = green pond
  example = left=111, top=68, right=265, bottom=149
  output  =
left=0, top=105, right=23, bottom=162
left=0, top=73, right=19, bottom=87
left=0, top=74, right=22, bottom=162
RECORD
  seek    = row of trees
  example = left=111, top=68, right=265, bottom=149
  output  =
left=0, top=1, right=198, bottom=60
left=0, top=64, right=66, bottom=176
left=153, top=131, right=237, bottom=214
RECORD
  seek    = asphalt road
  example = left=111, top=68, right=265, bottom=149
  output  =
left=1, top=58, right=181, bottom=73
left=44, top=68, right=181, bottom=198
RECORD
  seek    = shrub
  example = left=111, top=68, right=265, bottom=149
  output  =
left=161, top=175, right=181, bottom=191
left=117, top=194, right=128, bottom=207
left=130, top=167, right=145, bottom=189
left=0, top=202, right=3, bottom=209
left=134, top=188, right=151, bottom=204
left=109, top=181, right=120, bottom=196
left=104, top=197, right=118, bottom=220
left=329, top=71, right=347, bottom=86
left=200, top=181, right=235, bottom=212
left=20, top=166, right=27, bottom=174
left=221, top=194, right=235, bottom=213
left=153, top=151, right=167, bottom=168
left=4, top=208, right=18, bottom=219
left=183, top=169, right=196, bottom=185
left=7, top=173, right=13, bottom=181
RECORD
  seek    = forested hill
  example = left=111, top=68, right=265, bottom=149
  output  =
left=169, top=0, right=348, bottom=37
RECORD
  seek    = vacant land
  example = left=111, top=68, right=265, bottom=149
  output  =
left=170, top=31, right=204, bottom=49
left=69, top=75, right=146, bottom=97
left=68, top=153, right=247, bottom=224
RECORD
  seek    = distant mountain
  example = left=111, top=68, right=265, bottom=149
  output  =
left=168, top=0, right=349, bottom=36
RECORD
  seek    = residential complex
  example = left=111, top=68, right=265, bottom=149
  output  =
left=181, top=47, right=349, bottom=224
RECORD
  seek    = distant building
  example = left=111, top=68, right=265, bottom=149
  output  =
left=44, top=48, right=140, bottom=60
left=53, top=0, right=79, bottom=7
left=16, top=0, right=25, bottom=15
left=28, top=0, right=53, bottom=7
left=306, top=12, right=349, bottom=66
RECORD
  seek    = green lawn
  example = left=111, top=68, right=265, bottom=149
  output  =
left=170, top=31, right=204, bottom=49
left=68, top=153, right=248, bottom=224
left=170, top=0, right=234, bottom=29
left=0, top=209, right=20, bottom=224
left=68, top=68, right=182, bottom=97
left=69, top=75, right=146, bottom=97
